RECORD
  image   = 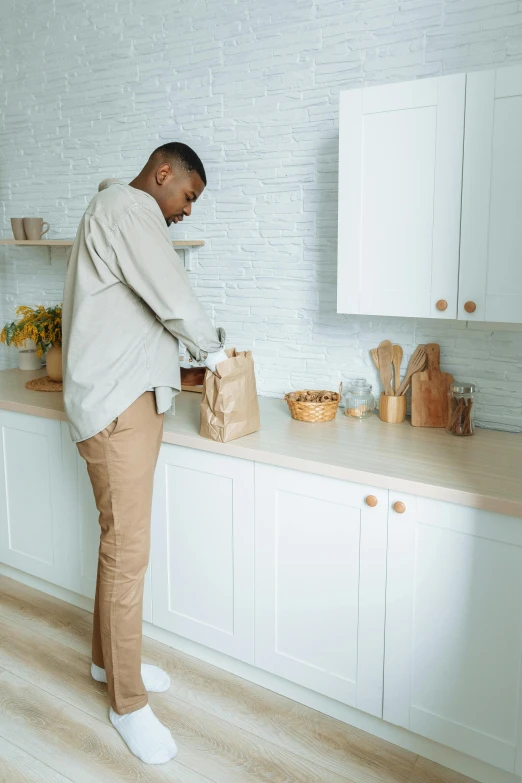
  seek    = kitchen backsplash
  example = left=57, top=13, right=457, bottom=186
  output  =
left=1, top=0, right=522, bottom=432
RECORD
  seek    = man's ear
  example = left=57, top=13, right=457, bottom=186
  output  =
left=155, top=163, right=172, bottom=186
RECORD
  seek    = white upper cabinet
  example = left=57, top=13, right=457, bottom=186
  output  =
left=338, top=65, right=522, bottom=324
left=459, top=65, right=522, bottom=323
left=338, top=74, right=465, bottom=319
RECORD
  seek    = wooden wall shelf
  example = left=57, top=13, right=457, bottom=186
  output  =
left=0, top=239, right=205, bottom=248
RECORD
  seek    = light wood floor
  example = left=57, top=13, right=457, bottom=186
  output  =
left=0, top=575, right=479, bottom=783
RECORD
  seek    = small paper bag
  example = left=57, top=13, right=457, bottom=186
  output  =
left=200, top=348, right=260, bottom=442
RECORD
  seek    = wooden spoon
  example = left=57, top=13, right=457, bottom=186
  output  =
left=370, top=348, right=380, bottom=370
left=396, top=344, right=427, bottom=396
left=377, top=340, right=394, bottom=396
left=392, top=344, right=403, bottom=394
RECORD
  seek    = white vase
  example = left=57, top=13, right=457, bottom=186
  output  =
left=18, top=339, right=42, bottom=371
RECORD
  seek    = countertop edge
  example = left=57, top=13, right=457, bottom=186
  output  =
left=0, top=400, right=66, bottom=421
left=162, top=430, right=522, bottom=518
left=1, top=398, right=518, bottom=518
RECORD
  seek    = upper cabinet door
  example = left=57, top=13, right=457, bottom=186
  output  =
left=338, top=74, right=465, bottom=319
left=459, top=66, right=522, bottom=324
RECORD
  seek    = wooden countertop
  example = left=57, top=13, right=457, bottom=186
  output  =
left=1, top=367, right=521, bottom=517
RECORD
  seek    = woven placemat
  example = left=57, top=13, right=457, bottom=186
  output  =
left=25, top=376, right=63, bottom=392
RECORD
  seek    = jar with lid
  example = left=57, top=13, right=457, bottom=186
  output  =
left=344, top=378, right=375, bottom=419
left=447, top=382, right=477, bottom=436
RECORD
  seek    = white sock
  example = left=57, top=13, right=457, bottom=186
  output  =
left=109, top=704, right=178, bottom=764
left=91, top=662, right=170, bottom=692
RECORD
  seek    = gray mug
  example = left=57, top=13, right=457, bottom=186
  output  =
left=23, top=218, right=50, bottom=240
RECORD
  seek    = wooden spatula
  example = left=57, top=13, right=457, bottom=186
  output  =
left=377, top=340, right=394, bottom=396
left=370, top=348, right=380, bottom=370
left=392, top=345, right=403, bottom=394
left=411, top=343, right=454, bottom=428
left=396, top=345, right=427, bottom=396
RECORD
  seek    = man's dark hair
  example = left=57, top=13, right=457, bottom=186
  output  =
left=150, top=142, right=207, bottom=186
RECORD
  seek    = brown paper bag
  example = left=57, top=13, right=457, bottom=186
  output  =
left=200, top=348, right=260, bottom=442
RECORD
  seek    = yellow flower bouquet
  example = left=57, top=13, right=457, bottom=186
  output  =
left=0, top=304, right=62, bottom=357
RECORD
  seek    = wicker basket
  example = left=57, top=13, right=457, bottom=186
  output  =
left=284, top=383, right=342, bottom=423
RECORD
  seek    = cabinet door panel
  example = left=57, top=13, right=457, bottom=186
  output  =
left=151, top=444, right=254, bottom=663
left=338, top=74, right=465, bottom=319
left=255, top=464, right=387, bottom=716
left=273, top=490, right=359, bottom=679
left=0, top=411, right=69, bottom=587
left=384, top=493, right=522, bottom=774
left=459, top=65, right=522, bottom=323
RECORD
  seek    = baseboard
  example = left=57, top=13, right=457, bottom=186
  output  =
left=1, top=564, right=518, bottom=783
left=0, top=564, right=94, bottom=612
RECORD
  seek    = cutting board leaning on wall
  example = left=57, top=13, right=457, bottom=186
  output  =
left=411, top=343, right=454, bottom=427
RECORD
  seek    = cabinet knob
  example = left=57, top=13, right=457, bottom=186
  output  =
left=393, top=501, right=406, bottom=514
left=365, top=495, right=378, bottom=507
left=436, top=299, right=448, bottom=311
left=464, top=301, right=476, bottom=314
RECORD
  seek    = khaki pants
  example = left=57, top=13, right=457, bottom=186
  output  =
left=76, top=391, right=164, bottom=715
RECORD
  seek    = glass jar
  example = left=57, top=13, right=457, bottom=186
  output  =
left=447, top=382, right=477, bottom=436
left=344, top=378, right=375, bottom=419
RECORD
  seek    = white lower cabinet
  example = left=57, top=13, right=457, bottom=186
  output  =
left=4, top=406, right=522, bottom=778
left=384, top=492, right=522, bottom=775
left=0, top=410, right=70, bottom=588
left=254, top=463, right=388, bottom=717
left=150, top=443, right=255, bottom=663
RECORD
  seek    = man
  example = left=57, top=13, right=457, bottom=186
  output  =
left=61, top=142, right=227, bottom=765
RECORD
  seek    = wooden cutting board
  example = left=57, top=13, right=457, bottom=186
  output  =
left=411, top=343, right=453, bottom=428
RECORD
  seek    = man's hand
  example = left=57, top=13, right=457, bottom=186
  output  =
left=203, top=348, right=229, bottom=374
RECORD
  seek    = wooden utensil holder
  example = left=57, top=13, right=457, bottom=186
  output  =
left=379, top=392, right=407, bottom=424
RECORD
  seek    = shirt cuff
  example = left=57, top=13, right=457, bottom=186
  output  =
left=188, top=327, right=226, bottom=363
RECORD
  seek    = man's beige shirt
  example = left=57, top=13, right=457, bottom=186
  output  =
left=62, top=181, right=224, bottom=443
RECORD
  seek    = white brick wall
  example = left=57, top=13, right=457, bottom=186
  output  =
left=1, top=0, right=522, bottom=431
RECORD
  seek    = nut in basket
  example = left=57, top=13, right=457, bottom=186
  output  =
left=284, top=383, right=342, bottom=423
